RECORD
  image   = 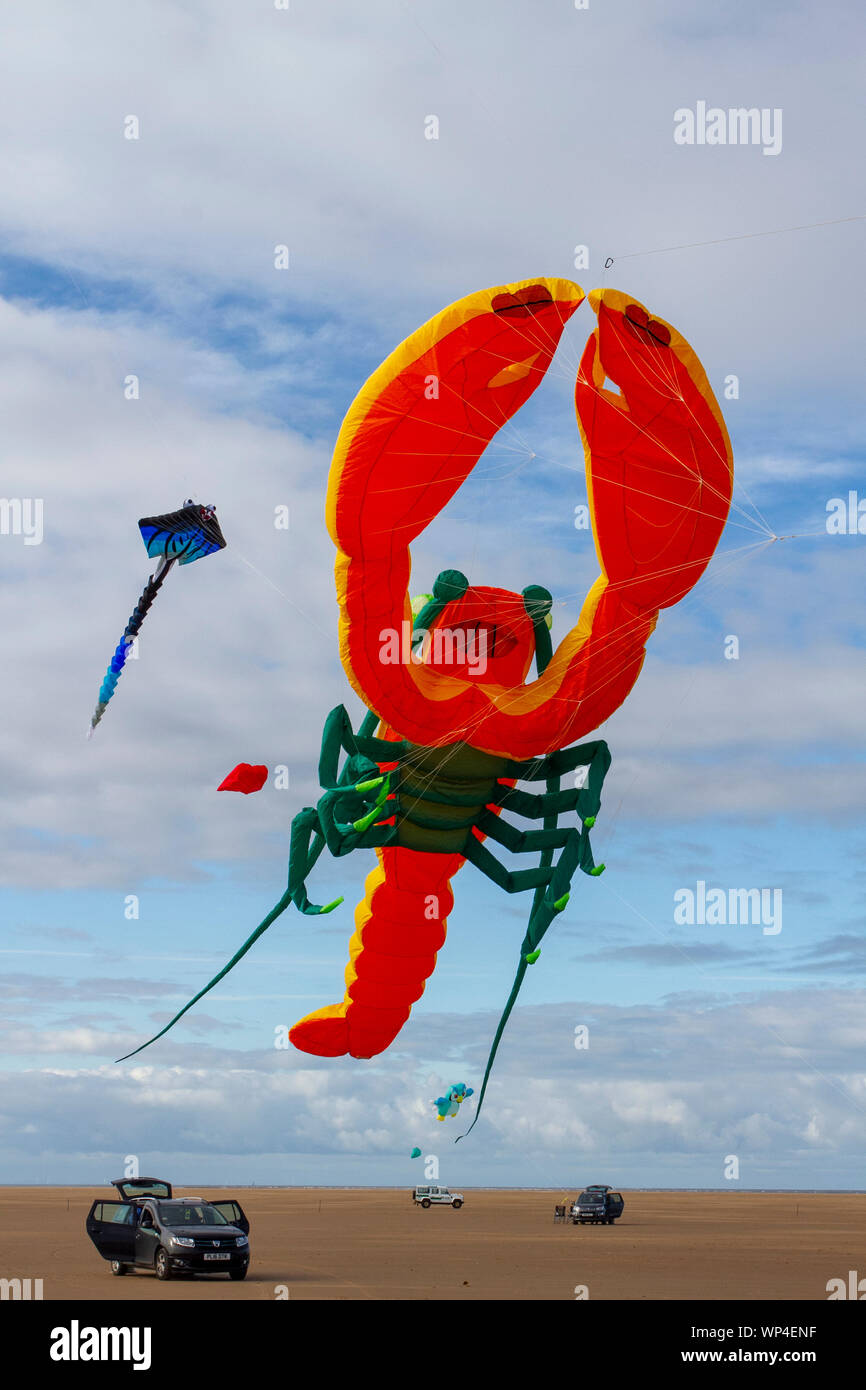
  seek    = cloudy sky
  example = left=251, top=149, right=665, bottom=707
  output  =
left=1, top=1, right=864, bottom=1190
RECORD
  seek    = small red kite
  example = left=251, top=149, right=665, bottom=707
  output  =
left=218, top=763, right=268, bottom=794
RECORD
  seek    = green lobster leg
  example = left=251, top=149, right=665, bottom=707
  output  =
left=287, top=807, right=344, bottom=915
left=461, top=742, right=610, bottom=1138
left=476, top=808, right=573, bottom=854
left=456, top=956, right=530, bottom=1143
left=506, top=739, right=610, bottom=780
left=317, top=772, right=397, bottom=855
left=319, top=705, right=399, bottom=787
left=115, top=883, right=296, bottom=1062
left=319, top=703, right=408, bottom=786
left=463, top=835, right=553, bottom=893
left=506, top=741, right=610, bottom=824
left=459, top=822, right=601, bottom=1142
left=477, top=810, right=603, bottom=881
left=114, top=790, right=389, bottom=1060
left=496, top=784, right=591, bottom=820
left=289, top=706, right=400, bottom=911
left=117, top=705, right=398, bottom=1065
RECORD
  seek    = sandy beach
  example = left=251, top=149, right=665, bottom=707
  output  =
left=2, top=1187, right=861, bottom=1301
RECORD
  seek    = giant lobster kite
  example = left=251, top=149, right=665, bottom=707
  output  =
left=121, top=279, right=733, bottom=1131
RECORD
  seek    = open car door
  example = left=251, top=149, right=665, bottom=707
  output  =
left=608, top=1192, right=625, bottom=1221
left=85, top=1200, right=136, bottom=1262
left=210, top=1199, right=250, bottom=1235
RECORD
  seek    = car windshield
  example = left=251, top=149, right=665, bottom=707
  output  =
left=579, top=1193, right=603, bottom=1204
left=156, top=1202, right=228, bottom=1227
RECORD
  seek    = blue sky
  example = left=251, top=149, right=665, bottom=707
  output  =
left=0, top=0, right=864, bottom=1190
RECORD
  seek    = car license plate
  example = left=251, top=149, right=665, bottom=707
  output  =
left=203, top=1252, right=231, bottom=1261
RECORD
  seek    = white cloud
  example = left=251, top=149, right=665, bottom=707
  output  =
left=2, top=988, right=866, bottom=1184
left=0, top=2, right=862, bottom=393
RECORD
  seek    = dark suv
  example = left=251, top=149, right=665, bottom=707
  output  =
left=570, top=1184, right=625, bottom=1225
left=86, top=1177, right=250, bottom=1281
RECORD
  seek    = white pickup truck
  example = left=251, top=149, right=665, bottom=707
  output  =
left=413, top=1185, right=464, bottom=1209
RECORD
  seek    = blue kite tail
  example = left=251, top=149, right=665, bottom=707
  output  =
left=88, top=638, right=135, bottom=733
left=87, top=562, right=173, bottom=734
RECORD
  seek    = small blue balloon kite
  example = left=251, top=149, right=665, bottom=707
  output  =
left=433, top=1083, right=474, bottom=1121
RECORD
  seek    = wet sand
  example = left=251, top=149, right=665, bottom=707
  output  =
left=2, top=1187, right=861, bottom=1301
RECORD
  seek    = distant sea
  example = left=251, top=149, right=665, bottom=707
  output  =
left=4, top=1184, right=865, bottom=1194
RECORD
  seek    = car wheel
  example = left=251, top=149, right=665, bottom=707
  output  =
left=452, top=1200, right=463, bottom=1209
left=229, top=1266, right=248, bottom=1281
left=421, top=1199, right=431, bottom=1208
left=110, top=1261, right=128, bottom=1276
left=154, top=1248, right=171, bottom=1281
